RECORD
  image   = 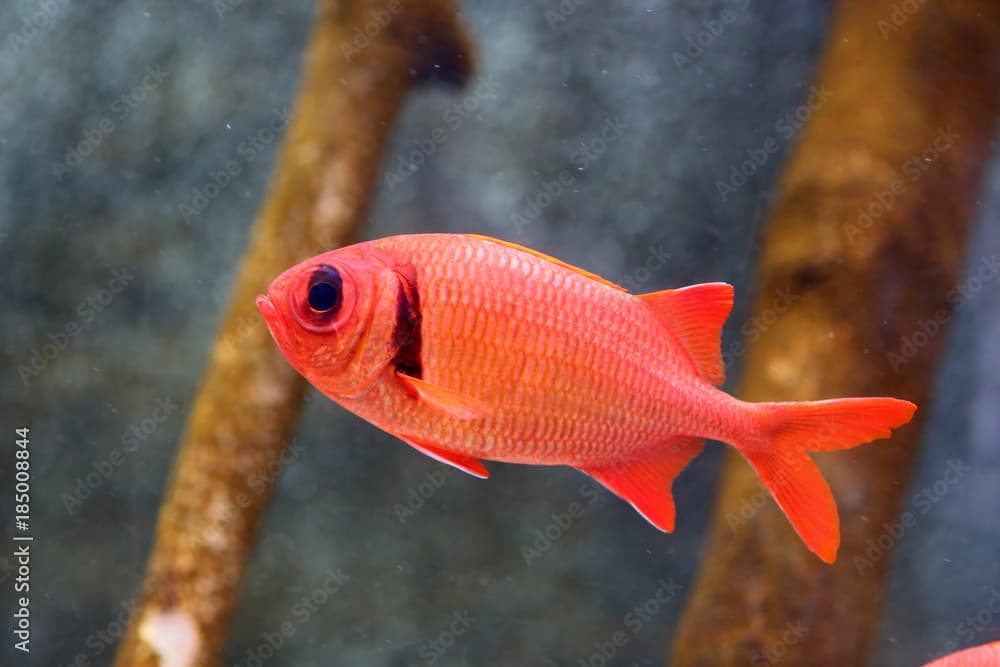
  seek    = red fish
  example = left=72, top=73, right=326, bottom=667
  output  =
left=257, top=233, right=916, bottom=562
left=923, top=641, right=1000, bottom=667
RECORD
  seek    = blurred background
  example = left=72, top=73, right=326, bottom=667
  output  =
left=1, top=1, right=998, bottom=665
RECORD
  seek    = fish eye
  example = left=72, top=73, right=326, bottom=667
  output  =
left=308, top=281, right=339, bottom=312
left=306, top=265, right=342, bottom=315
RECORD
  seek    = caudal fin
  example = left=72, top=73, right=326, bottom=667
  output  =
left=739, top=397, right=916, bottom=563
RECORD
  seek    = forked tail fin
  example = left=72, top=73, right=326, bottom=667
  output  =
left=738, top=397, right=917, bottom=563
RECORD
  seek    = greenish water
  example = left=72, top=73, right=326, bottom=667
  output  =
left=1, top=1, right=999, bottom=666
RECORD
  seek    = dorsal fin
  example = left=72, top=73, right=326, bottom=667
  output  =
left=463, top=234, right=627, bottom=292
left=637, top=283, right=734, bottom=386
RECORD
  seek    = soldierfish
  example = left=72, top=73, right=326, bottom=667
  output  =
left=923, top=641, right=1000, bottom=667
left=257, top=233, right=916, bottom=562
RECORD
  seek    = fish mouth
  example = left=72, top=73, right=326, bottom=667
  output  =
left=256, top=293, right=276, bottom=320
left=256, top=294, right=281, bottom=340
left=256, top=293, right=286, bottom=350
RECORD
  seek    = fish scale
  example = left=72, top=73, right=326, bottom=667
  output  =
left=259, top=233, right=916, bottom=562
left=368, top=235, right=707, bottom=465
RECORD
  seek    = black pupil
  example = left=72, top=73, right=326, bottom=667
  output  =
left=305, top=265, right=343, bottom=318
left=308, top=282, right=339, bottom=311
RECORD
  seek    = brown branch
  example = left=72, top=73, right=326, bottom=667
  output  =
left=671, top=2, right=1000, bottom=666
left=112, top=2, right=473, bottom=665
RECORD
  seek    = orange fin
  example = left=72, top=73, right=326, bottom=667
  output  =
left=579, top=436, right=704, bottom=532
left=463, top=234, right=627, bottom=292
left=637, top=283, right=733, bottom=386
left=400, top=436, right=490, bottom=479
left=741, top=448, right=840, bottom=563
left=396, top=371, right=491, bottom=420
left=739, top=396, right=917, bottom=563
left=758, top=397, right=917, bottom=452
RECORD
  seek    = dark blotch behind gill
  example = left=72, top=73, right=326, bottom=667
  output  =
left=392, top=271, right=422, bottom=379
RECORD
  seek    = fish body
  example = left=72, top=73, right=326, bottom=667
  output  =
left=258, top=233, right=916, bottom=562
left=310, top=235, right=729, bottom=464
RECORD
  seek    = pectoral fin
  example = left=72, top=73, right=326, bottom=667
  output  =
left=400, top=436, right=490, bottom=479
left=395, top=371, right=491, bottom=420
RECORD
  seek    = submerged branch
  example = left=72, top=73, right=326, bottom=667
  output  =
left=671, top=1, right=1000, bottom=666
left=113, top=2, right=473, bottom=665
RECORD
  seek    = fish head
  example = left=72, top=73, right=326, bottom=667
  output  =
left=257, top=243, right=417, bottom=396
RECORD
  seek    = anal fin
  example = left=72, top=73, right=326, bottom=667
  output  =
left=400, top=436, right=490, bottom=479
left=579, top=436, right=704, bottom=532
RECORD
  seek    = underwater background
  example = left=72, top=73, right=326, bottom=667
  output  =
left=1, top=0, right=999, bottom=665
